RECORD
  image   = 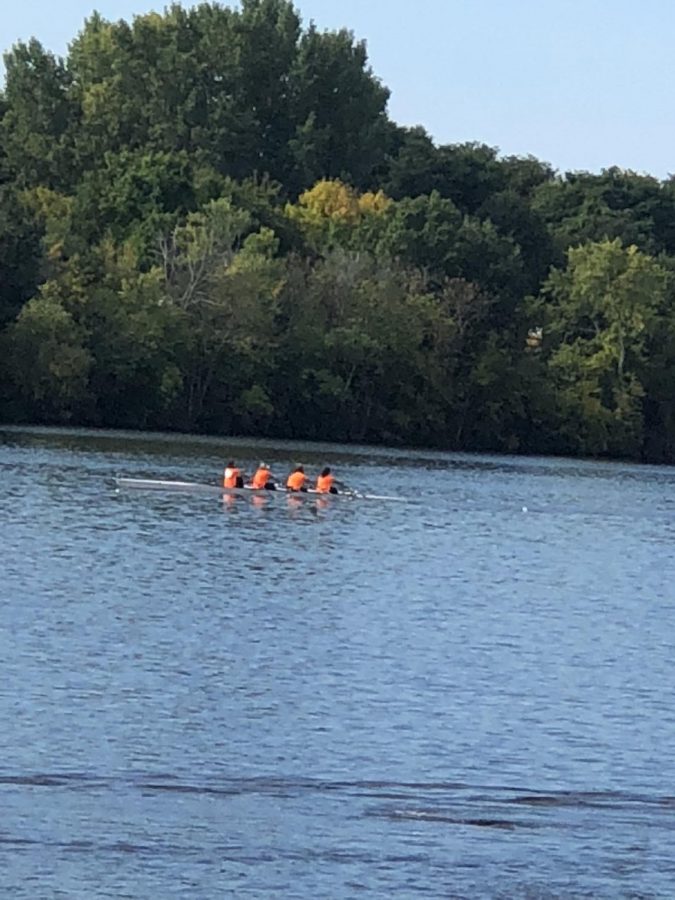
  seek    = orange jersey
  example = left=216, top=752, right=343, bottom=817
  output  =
left=251, top=467, right=272, bottom=489
left=223, top=467, right=241, bottom=488
left=286, top=471, right=307, bottom=491
left=316, top=473, right=335, bottom=493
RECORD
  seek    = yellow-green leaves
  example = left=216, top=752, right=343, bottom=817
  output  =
left=537, top=239, right=668, bottom=455
left=285, top=179, right=391, bottom=251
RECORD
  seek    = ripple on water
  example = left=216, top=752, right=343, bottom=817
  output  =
left=2, top=428, right=675, bottom=898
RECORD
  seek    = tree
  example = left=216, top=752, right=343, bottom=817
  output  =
left=534, top=239, right=667, bottom=456
left=373, top=192, right=525, bottom=312
left=273, top=250, right=460, bottom=443
left=73, top=149, right=196, bottom=258
left=233, top=0, right=301, bottom=180
left=1, top=39, right=77, bottom=189
left=0, top=186, right=42, bottom=325
left=79, top=241, right=185, bottom=428
left=384, top=138, right=508, bottom=214
left=285, top=178, right=391, bottom=251
left=160, top=198, right=280, bottom=429
left=1, top=295, right=92, bottom=421
left=532, top=168, right=667, bottom=257
left=288, top=23, right=390, bottom=191
left=477, top=189, right=556, bottom=293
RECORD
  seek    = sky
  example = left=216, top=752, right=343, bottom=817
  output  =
left=1, top=0, right=674, bottom=179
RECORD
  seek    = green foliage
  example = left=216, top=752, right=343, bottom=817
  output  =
left=72, top=150, right=196, bottom=257
left=534, top=239, right=667, bottom=456
left=271, top=250, right=459, bottom=443
left=4, top=1, right=675, bottom=459
left=60, top=1, right=389, bottom=191
left=0, top=185, right=42, bottom=324
left=384, top=137, right=519, bottom=214
left=2, top=295, right=92, bottom=421
left=1, top=39, right=77, bottom=188
left=532, top=168, right=669, bottom=256
left=158, top=197, right=281, bottom=429
left=287, top=24, right=390, bottom=192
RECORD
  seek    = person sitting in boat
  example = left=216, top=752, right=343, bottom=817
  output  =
left=316, top=466, right=338, bottom=494
left=223, top=460, right=244, bottom=489
left=286, top=465, right=308, bottom=492
left=250, top=462, right=276, bottom=490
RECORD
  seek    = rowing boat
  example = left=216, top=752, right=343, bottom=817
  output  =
left=114, top=477, right=405, bottom=502
left=116, top=477, right=267, bottom=496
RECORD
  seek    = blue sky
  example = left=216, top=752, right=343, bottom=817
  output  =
left=1, top=0, right=674, bottom=178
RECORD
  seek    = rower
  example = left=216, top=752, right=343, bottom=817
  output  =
left=223, top=460, right=244, bottom=489
left=316, top=466, right=338, bottom=494
left=250, top=462, right=276, bottom=490
left=286, top=465, right=308, bottom=492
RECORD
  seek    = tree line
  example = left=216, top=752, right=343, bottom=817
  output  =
left=2, top=0, right=675, bottom=461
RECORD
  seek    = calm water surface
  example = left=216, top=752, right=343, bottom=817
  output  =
left=2, top=427, right=675, bottom=898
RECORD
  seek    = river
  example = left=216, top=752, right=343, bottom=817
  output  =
left=2, top=426, right=675, bottom=898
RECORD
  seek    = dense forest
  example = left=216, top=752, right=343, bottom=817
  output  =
left=2, top=0, right=675, bottom=460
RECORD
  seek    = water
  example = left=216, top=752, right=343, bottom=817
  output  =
left=2, top=426, right=675, bottom=898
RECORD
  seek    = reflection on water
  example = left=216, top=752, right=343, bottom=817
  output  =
left=1, top=427, right=675, bottom=898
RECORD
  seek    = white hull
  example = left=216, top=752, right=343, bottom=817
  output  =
left=116, top=477, right=274, bottom=496
left=114, top=477, right=405, bottom=502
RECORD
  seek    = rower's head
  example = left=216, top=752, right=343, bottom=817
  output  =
left=320, top=467, right=331, bottom=477
left=227, top=459, right=235, bottom=467
left=295, top=465, right=304, bottom=473
left=259, top=462, right=269, bottom=470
